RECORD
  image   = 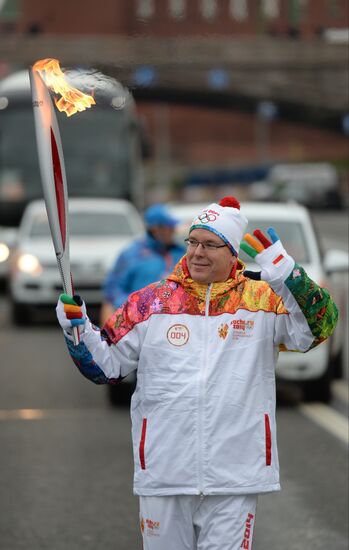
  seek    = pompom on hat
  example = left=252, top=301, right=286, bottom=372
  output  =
left=189, top=196, right=248, bottom=256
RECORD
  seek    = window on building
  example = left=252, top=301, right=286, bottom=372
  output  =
left=288, top=0, right=308, bottom=25
left=169, top=0, right=186, bottom=19
left=326, top=0, right=342, bottom=19
left=229, top=0, right=248, bottom=21
left=136, top=0, right=155, bottom=20
left=299, top=0, right=308, bottom=18
left=0, top=0, right=21, bottom=31
left=262, top=0, right=280, bottom=19
left=201, top=0, right=218, bottom=20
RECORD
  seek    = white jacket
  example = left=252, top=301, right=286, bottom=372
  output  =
left=64, top=259, right=338, bottom=496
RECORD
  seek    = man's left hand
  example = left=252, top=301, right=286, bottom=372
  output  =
left=240, top=228, right=295, bottom=285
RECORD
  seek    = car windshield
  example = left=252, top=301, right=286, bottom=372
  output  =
left=0, top=105, right=132, bottom=202
left=29, top=211, right=136, bottom=238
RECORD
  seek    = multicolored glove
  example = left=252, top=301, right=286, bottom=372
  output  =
left=240, top=228, right=295, bottom=285
left=56, top=294, right=87, bottom=335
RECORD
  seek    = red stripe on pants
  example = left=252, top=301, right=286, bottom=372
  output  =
left=265, top=414, right=272, bottom=466
left=139, top=418, right=147, bottom=470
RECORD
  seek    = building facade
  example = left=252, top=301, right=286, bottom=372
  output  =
left=10, top=0, right=348, bottom=38
left=1, top=0, right=348, bottom=203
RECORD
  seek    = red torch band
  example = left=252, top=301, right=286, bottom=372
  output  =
left=50, top=128, right=66, bottom=248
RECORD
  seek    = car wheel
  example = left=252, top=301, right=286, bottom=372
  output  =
left=332, top=349, right=343, bottom=379
left=12, top=302, right=32, bottom=326
left=303, top=366, right=332, bottom=404
left=107, top=382, right=135, bottom=407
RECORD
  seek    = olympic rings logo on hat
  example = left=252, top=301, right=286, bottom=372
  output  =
left=198, top=211, right=217, bottom=223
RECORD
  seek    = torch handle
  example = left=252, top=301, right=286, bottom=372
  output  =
left=71, top=328, right=80, bottom=346
left=72, top=324, right=80, bottom=346
left=57, top=256, right=80, bottom=346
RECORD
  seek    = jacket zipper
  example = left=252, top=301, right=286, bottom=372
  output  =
left=198, top=283, right=212, bottom=495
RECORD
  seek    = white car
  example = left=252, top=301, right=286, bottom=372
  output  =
left=0, top=227, right=18, bottom=283
left=9, top=198, right=144, bottom=324
left=168, top=201, right=348, bottom=403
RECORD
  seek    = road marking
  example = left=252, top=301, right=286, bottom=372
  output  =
left=0, top=409, right=46, bottom=420
left=299, top=403, right=349, bottom=445
left=0, top=408, right=110, bottom=421
left=332, top=379, right=349, bottom=404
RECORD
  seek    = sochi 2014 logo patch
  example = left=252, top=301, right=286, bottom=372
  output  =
left=167, top=324, right=190, bottom=346
left=231, top=319, right=254, bottom=340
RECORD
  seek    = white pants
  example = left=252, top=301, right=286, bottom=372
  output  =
left=139, top=494, right=258, bottom=550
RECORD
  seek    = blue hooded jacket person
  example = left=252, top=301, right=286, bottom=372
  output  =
left=103, top=204, right=185, bottom=311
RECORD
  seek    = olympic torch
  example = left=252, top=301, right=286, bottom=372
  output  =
left=29, top=59, right=95, bottom=345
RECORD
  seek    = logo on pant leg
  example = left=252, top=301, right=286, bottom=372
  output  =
left=240, top=513, right=255, bottom=549
left=140, top=516, right=161, bottom=537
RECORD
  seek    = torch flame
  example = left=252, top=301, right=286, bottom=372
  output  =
left=33, top=58, right=96, bottom=117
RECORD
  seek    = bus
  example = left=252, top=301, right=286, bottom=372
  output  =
left=0, top=68, right=145, bottom=228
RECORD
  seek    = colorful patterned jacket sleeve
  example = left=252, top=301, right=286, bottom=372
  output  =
left=65, top=332, right=121, bottom=384
left=283, top=263, right=338, bottom=349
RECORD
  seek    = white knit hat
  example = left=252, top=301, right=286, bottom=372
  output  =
left=189, top=196, right=248, bottom=256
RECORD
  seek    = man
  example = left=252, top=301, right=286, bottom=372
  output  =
left=57, top=196, right=338, bottom=550
left=100, top=203, right=185, bottom=324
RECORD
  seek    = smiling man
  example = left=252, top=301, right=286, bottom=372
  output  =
left=185, top=203, right=244, bottom=284
left=56, top=196, right=338, bottom=550
left=185, top=231, right=235, bottom=283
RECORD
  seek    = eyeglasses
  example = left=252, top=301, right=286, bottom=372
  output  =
left=184, top=238, right=227, bottom=251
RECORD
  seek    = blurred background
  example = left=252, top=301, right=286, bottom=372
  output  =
left=0, top=2, right=348, bottom=549
left=0, top=0, right=348, bottom=209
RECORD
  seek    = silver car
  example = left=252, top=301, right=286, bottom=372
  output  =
left=9, top=198, right=144, bottom=324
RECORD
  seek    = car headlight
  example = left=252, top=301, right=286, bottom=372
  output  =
left=17, top=253, right=43, bottom=275
left=0, top=243, right=10, bottom=263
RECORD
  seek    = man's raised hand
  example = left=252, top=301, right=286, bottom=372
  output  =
left=240, top=228, right=295, bottom=285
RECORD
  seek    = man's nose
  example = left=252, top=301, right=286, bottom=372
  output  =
left=193, top=243, right=206, bottom=255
